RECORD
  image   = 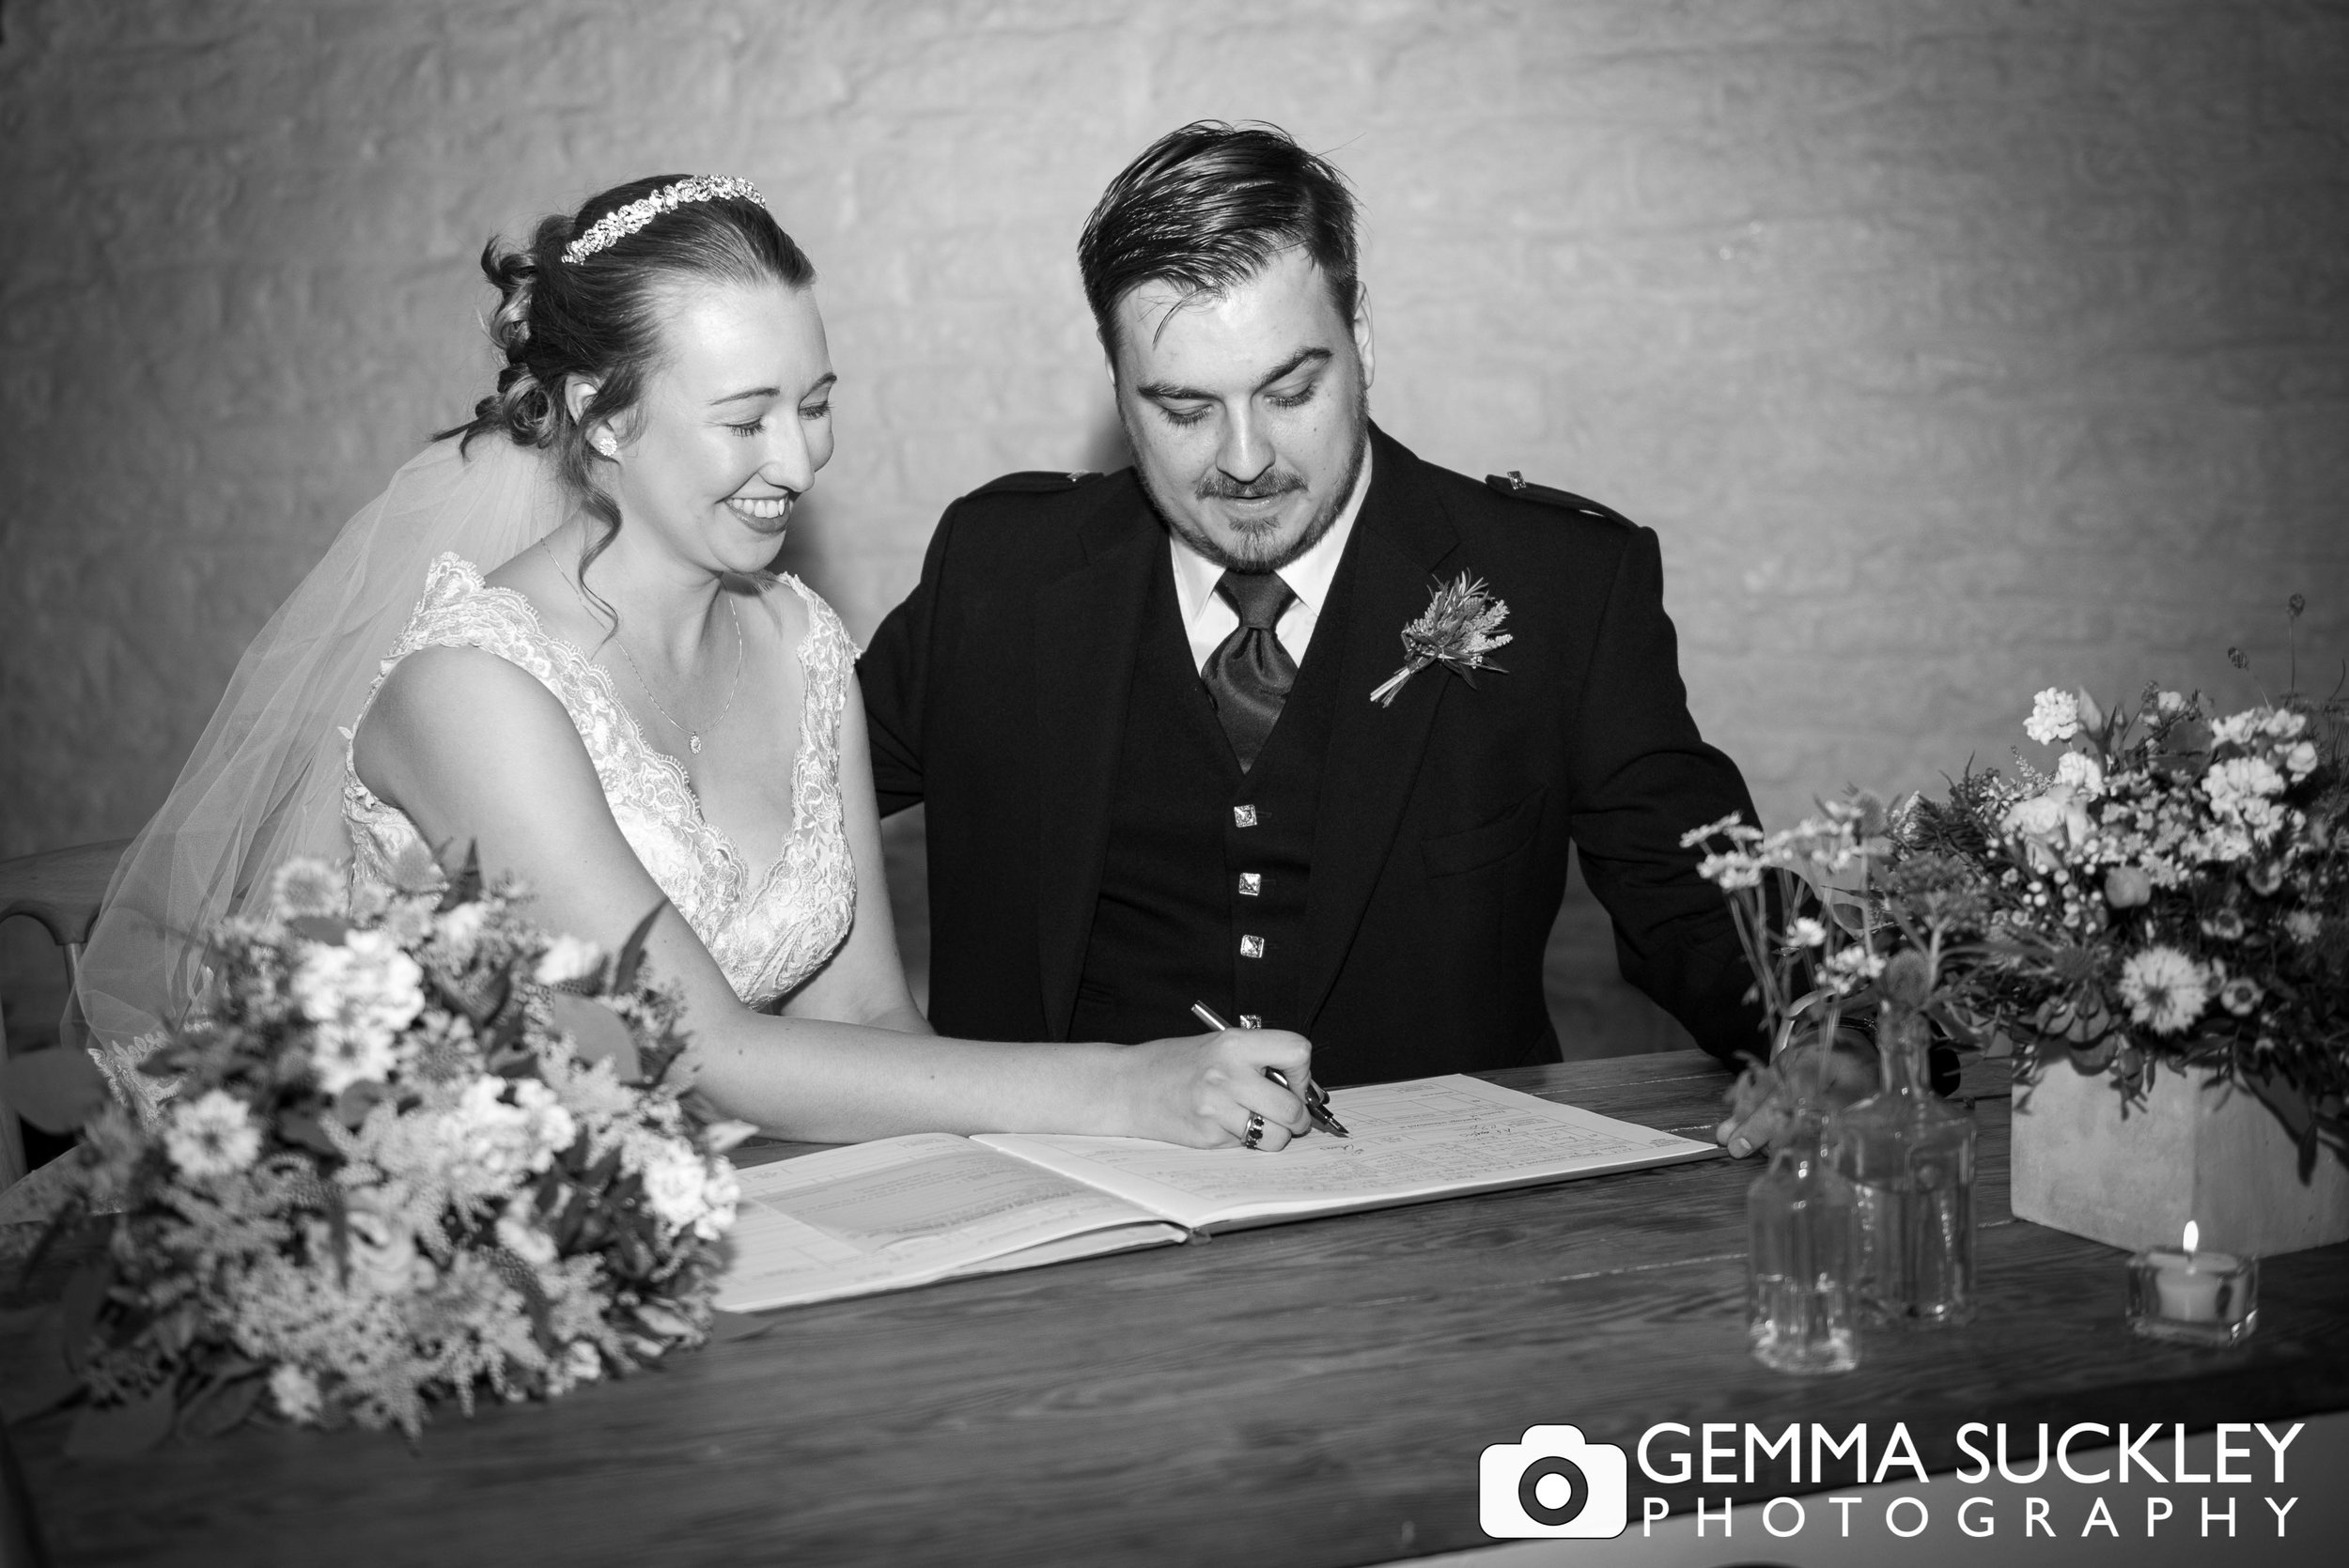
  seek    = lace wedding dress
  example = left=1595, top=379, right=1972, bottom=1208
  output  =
left=343, top=554, right=859, bottom=1005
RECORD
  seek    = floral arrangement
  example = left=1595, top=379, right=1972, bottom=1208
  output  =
left=1681, top=797, right=1902, bottom=1128
left=9, top=854, right=750, bottom=1455
left=1885, top=638, right=2347, bottom=1158
left=1680, top=608, right=2345, bottom=1170
left=1683, top=797, right=1891, bottom=1053
left=1370, top=573, right=1513, bottom=706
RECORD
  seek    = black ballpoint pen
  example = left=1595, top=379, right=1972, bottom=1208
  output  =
left=1188, top=1001, right=1350, bottom=1137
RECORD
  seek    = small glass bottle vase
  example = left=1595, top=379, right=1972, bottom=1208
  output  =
left=1747, top=1105, right=1861, bottom=1374
left=1831, top=1006, right=1978, bottom=1328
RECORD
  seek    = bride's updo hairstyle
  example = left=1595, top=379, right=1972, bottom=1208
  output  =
left=443, top=174, right=815, bottom=584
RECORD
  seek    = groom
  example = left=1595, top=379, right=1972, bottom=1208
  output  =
left=859, top=122, right=1762, bottom=1086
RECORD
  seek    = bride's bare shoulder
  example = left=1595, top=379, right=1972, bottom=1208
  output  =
left=360, top=642, right=569, bottom=756
left=480, top=544, right=540, bottom=596
left=481, top=540, right=603, bottom=648
left=352, top=641, right=594, bottom=820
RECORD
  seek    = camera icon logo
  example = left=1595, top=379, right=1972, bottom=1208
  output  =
left=1479, top=1424, right=1630, bottom=1538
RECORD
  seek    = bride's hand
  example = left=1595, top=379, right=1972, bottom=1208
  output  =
left=1112, top=1029, right=1315, bottom=1149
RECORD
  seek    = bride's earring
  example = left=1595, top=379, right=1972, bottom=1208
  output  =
left=590, top=429, right=619, bottom=458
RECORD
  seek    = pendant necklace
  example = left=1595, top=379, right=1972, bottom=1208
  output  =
left=546, top=540, right=744, bottom=755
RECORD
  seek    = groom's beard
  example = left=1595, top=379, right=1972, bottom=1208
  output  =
left=1130, top=395, right=1370, bottom=575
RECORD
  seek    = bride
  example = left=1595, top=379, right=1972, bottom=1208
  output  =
left=78, top=174, right=1313, bottom=1150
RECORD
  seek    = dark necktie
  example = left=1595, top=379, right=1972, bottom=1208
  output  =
left=1203, top=571, right=1299, bottom=771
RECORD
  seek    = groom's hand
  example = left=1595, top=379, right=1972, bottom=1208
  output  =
left=1714, top=1032, right=1877, bottom=1157
left=1118, top=1028, right=1315, bottom=1150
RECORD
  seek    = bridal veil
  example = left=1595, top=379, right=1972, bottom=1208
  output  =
left=78, top=433, right=571, bottom=1051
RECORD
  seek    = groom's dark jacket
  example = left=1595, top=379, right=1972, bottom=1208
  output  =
left=858, top=424, right=1763, bottom=1085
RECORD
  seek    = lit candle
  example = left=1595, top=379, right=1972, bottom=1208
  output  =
left=2151, top=1222, right=2230, bottom=1323
left=2127, top=1219, right=2259, bottom=1347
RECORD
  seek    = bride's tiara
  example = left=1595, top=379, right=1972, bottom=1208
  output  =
left=561, top=176, right=767, bottom=266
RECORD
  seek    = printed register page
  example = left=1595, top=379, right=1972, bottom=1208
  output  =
left=973, top=1074, right=1719, bottom=1233
left=717, top=1134, right=1185, bottom=1311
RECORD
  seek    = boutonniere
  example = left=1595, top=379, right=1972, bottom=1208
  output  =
left=1370, top=572, right=1513, bottom=706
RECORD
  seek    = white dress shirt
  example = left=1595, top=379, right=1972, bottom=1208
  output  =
left=1168, top=446, right=1375, bottom=674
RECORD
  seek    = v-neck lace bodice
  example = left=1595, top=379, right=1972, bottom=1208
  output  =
left=343, top=553, right=858, bottom=1007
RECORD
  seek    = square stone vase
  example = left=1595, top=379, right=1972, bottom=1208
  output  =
left=2012, top=1055, right=2349, bottom=1257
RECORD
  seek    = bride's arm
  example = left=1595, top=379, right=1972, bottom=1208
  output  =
left=772, top=675, right=928, bottom=1035
left=354, top=646, right=1313, bottom=1145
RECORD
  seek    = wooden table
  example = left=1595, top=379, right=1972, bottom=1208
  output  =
left=5, top=1051, right=2346, bottom=1566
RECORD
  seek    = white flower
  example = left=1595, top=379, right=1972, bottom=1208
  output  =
left=495, top=1212, right=559, bottom=1267
left=637, top=1141, right=710, bottom=1232
left=2281, top=740, right=2319, bottom=780
left=543, top=1334, right=606, bottom=1399
left=2219, top=976, right=2263, bottom=1017
left=343, top=1190, right=429, bottom=1296
left=697, top=1158, right=740, bottom=1241
left=2104, top=865, right=2154, bottom=908
left=269, top=857, right=344, bottom=920
left=2261, top=708, right=2309, bottom=740
left=2155, top=690, right=2186, bottom=714
left=2285, top=910, right=2323, bottom=943
left=2210, top=710, right=2261, bottom=747
left=2190, top=826, right=2257, bottom=864
left=163, top=1090, right=261, bottom=1178
left=1820, top=945, right=1888, bottom=989
left=270, top=1364, right=322, bottom=1424
left=2004, top=793, right=2067, bottom=840
left=293, top=929, right=425, bottom=1092
left=2025, top=688, right=2079, bottom=745
left=1786, top=917, right=1828, bottom=948
left=535, top=934, right=604, bottom=987
left=435, top=901, right=489, bottom=958
left=623, top=1133, right=737, bottom=1240
left=2118, top=946, right=2211, bottom=1035
left=2001, top=785, right=2093, bottom=863
left=2202, top=756, right=2287, bottom=830
left=450, top=1077, right=578, bottom=1186
left=2053, top=750, right=2105, bottom=797
left=1679, top=813, right=1750, bottom=849
left=311, top=1025, right=402, bottom=1095
left=563, top=1340, right=602, bottom=1384
left=1696, top=852, right=1763, bottom=890
left=409, top=1008, right=474, bottom=1066
left=512, top=1079, right=578, bottom=1169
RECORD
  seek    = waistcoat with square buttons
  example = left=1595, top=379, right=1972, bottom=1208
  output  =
left=1068, top=532, right=1361, bottom=1045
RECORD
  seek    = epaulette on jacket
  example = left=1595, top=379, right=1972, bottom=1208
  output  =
left=1484, top=470, right=1634, bottom=529
left=968, top=470, right=1106, bottom=498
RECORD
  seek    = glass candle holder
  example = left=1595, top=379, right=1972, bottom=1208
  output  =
left=2127, top=1243, right=2258, bottom=1348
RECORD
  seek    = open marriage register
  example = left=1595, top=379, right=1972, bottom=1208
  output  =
left=713, top=1074, right=1718, bottom=1312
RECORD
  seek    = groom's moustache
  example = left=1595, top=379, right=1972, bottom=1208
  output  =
left=1194, top=473, right=1304, bottom=502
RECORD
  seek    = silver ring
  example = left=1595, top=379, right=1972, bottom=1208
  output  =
left=1241, top=1111, right=1265, bottom=1150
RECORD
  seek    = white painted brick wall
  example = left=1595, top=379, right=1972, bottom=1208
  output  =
left=6, top=0, right=2345, bottom=1053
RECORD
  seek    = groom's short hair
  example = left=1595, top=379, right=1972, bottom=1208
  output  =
left=1079, top=120, right=1360, bottom=357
